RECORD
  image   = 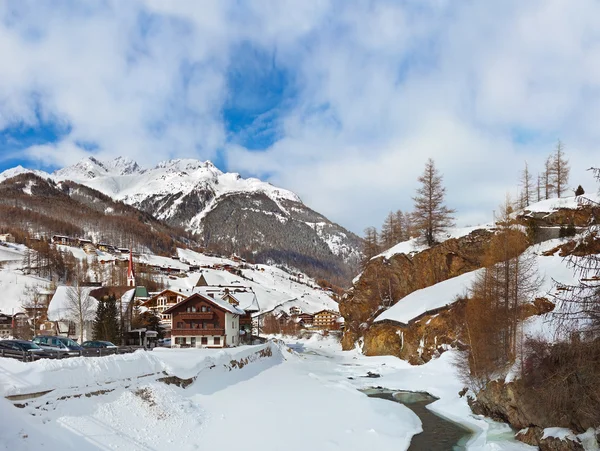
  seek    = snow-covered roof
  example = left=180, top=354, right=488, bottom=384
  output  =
left=47, top=286, right=99, bottom=321
left=164, top=292, right=245, bottom=315
left=225, top=291, right=260, bottom=312
left=196, top=270, right=247, bottom=287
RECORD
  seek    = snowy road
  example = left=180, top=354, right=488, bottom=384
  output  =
left=0, top=338, right=533, bottom=451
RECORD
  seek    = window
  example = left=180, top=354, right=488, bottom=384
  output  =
left=213, top=336, right=220, bottom=345
left=201, top=337, right=208, bottom=345
left=177, top=322, right=184, bottom=329
left=190, top=337, right=196, bottom=346
left=232, top=321, right=235, bottom=329
left=201, top=306, right=207, bottom=312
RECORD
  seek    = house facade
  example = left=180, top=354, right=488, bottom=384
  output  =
left=313, top=310, right=341, bottom=330
left=142, top=289, right=189, bottom=324
left=0, top=233, right=15, bottom=243
left=164, top=293, right=245, bottom=348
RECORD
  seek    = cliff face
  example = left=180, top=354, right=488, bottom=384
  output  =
left=340, top=229, right=495, bottom=355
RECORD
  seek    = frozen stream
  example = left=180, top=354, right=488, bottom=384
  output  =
left=289, top=339, right=532, bottom=451
left=364, top=389, right=472, bottom=450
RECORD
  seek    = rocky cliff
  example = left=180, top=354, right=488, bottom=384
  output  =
left=340, top=229, right=495, bottom=357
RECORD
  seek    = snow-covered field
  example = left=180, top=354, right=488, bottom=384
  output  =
left=0, top=336, right=540, bottom=451
left=0, top=336, right=541, bottom=451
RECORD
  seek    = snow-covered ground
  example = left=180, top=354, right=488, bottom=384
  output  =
left=0, top=337, right=538, bottom=451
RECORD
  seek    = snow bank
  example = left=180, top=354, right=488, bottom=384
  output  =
left=522, top=194, right=599, bottom=214
left=0, top=342, right=287, bottom=397
left=375, top=270, right=482, bottom=324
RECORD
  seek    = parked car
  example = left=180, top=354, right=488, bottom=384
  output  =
left=0, top=340, right=51, bottom=359
left=81, top=340, right=118, bottom=349
left=158, top=338, right=171, bottom=347
left=32, top=335, right=83, bottom=355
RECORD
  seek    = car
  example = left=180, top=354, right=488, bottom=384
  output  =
left=158, top=338, right=171, bottom=347
left=32, top=335, right=84, bottom=355
left=81, top=340, right=118, bottom=349
left=0, top=339, right=51, bottom=360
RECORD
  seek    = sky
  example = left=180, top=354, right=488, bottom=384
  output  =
left=0, top=0, right=599, bottom=234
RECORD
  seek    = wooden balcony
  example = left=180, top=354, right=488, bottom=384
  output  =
left=177, top=312, right=214, bottom=320
left=172, top=328, right=225, bottom=336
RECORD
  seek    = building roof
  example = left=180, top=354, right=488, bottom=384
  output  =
left=163, top=292, right=246, bottom=316
left=195, top=270, right=247, bottom=288
left=224, top=291, right=260, bottom=313
left=134, top=286, right=149, bottom=298
left=47, top=286, right=98, bottom=321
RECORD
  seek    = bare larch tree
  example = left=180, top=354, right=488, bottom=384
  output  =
left=551, top=139, right=570, bottom=198
left=412, top=158, right=455, bottom=246
left=66, top=283, right=95, bottom=343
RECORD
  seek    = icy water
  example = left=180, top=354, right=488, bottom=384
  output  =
left=364, top=389, right=473, bottom=451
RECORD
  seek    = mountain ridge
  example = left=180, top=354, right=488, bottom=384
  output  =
left=0, top=157, right=362, bottom=285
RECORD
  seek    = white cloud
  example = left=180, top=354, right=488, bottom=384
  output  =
left=0, top=0, right=600, bottom=234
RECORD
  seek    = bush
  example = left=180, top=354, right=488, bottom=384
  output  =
left=521, top=337, right=600, bottom=431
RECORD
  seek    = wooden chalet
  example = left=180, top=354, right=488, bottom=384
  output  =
left=142, top=289, right=190, bottom=325
left=313, top=310, right=341, bottom=330
left=298, top=313, right=314, bottom=326
left=164, top=293, right=245, bottom=348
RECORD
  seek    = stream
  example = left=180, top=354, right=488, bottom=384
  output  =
left=362, top=388, right=473, bottom=450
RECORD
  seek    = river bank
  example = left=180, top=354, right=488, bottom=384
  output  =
left=281, top=334, right=536, bottom=451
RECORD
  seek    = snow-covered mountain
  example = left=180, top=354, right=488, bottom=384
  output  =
left=0, top=157, right=362, bottom=284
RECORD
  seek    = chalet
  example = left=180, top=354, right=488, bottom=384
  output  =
left=96, top=243, right=115, bottom=253
left=313, top=310, right=341, bottom=330
left=221, top=290, right=260, bottom=341
left=289, top=306, right=302, bottom=316
left=298, top=313, right=314, bottom=326
left=0, top=233, right=15, bottom=243
left=164, top=293, right=245, bottom=348
left=51, top=235, right=78, bottom=246
left=142, top=289, right=190, bottom=324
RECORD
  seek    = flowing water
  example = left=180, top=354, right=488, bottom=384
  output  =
left=363, top=389, right=473, bottom=451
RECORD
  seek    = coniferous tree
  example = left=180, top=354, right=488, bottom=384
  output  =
left=412, top=158, right=455, bottom=246
left=543, top=156, right=555, bottom=200
left=519, top=162, right=533, bottom=208
left=93, top=294, right=121, bottom=343
left=461, top=198, right=541, bottom=387
left=575, top=185, right=585, bottom=197
left=551, top=140, right=570, bottom=198
left=380, top=211, right=406, bottom=249
left=361, top=227, right=381, bottom=268
left=92, top=298, right=107, bottom=340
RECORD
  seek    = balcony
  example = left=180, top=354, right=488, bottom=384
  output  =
left=177, top=312, right=214, bottom=320
left=172, top=328, right=225, bottom=336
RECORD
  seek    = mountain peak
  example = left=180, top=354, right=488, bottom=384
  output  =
left=53, top=156, right=142, bottom=180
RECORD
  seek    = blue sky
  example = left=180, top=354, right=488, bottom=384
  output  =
left=0, top=0, right=599, bottom=233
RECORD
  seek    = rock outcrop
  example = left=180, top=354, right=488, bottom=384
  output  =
left=340, top=229, right=495, bottom=356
